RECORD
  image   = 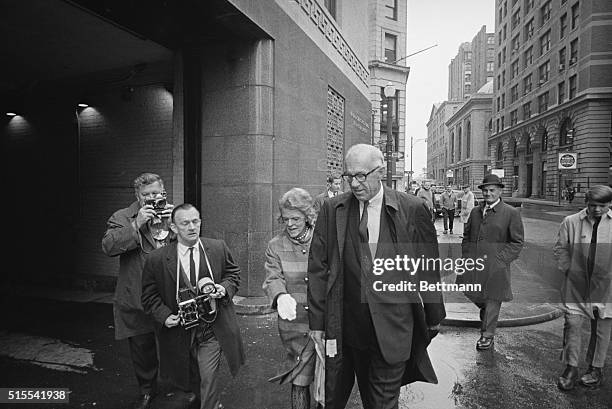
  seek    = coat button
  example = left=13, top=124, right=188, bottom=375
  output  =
left=302, top=249, right=307, bottom=254
left=304, top=277, right=309, bottom=282
left=304, top=306, right=309, bottom=311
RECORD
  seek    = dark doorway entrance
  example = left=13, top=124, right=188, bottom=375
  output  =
left=541, top=162, right=547, bottom=198
left=526, top=164, right=533, bottom=197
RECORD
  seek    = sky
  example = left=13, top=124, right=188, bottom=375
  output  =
left=405, top=0, right=495, bottom=178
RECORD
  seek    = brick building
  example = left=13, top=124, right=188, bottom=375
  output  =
left=368, top=0, right=409, bottom=189
left=426, top=101, right=463, bottom=183
left=1, top=0, right=372, bottom=296
left=490, top=0, right=612, bottom=199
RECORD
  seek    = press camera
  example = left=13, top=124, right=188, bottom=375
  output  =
left=144, top=196, right=167, bottom=215
left=177, top=277, right=218, bottom=329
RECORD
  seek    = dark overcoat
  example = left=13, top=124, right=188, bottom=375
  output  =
left=102, top=201, right=158, bottom=340
left=307, top=187, right=446, bottom=408
left=459, top=199, right=524, bottom=301
left=141, top=238, right=245, bottom=390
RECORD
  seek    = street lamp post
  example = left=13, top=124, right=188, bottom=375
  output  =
left=408, top=136, right=427, bottom=187
left=383, top=83, right=396, bottom=188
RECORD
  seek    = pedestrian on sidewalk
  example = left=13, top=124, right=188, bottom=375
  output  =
left=441, top=185, right=457, bottom=234
left=101, top=172, right=174, bottom=409
left=263, top=188, right=320, bottom=409
left=553, top=185, right=612, bottom=391
left=141, top=204, right=244, bottom=409
left=417, top=181, right=435, bottom=222
left=459, top=185, right=475, bottom=227
left=308, top=144, right=445, bottom=409
left=457, top=174, right=524, bottom=351
left=313, top=173, right=343, bottom=214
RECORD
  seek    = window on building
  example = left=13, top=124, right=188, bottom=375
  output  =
left=498, top=52, right=502, bottom=66
left=559, top=47, right=567, bottom=70
left=498, top=30, right=503, bottom=45
left=384, top=0, right=398, bottom=20
left=512, top=10, right=521, bottom=29
left=497, top=142, right=504, bottom=160
left=524, top=18, right=534, bottom=41
left=501, top=115, right=505, bottom=129
left=558, top=81, right=565, bottom=104
left=504, top=1, right=508, bottom=16
left=560, top=13, right=568, bottom=39
left=384, top=33, right=397, bottom=62
left=466, top=121, right=471, bottom=158
left=511, top=84, right=519, bottom=102
left=540, top=30, right=551, bottom=55
left=525, top=0, right=534, bottom=14
left=524, top=46, right=533, bottom=68
left=464, top=84, right=471, bottom=94
left=524, top=74, right=533, bottom=94
left=450, top=132, right=455, bottom=161
left=540, top=1, right=551, bottom=26
left=569, top=39, right=578, bottom=64
left=538, top=91, right=549, bottom=113
left=526, top=137, right=532, bottom=154
left=539, top=61, right=550, bottom=84
left=465, top=73, right=472, bottom=82
left=488, top=35, right=495, bottom=45
left=497, top=74, right=501, bottom=91
left=488, top=118, right=493, bottom=132
left=512, top=35, right=520, bottom=54
left=496, top=96, right=501, bottom=112
left=487, top=62, right=495, bottom=72
left=465, top=51, right=473, bottom=60
left=559, top=118, right=575, bottom=146
left=502, top=70, right=506, bottom=86
left=541, top=130, right=548, bottom=151
left=496, top=118, right=500, bottom=133
left=513, top=142, right=519, bottom=158
left=569, top=74, right=577, bottom=99
left=502, top=93, right=506, bottom=109
left=523, top=101, right=532, bottom=119
left=499, top=6, right=503, bottom=23
left=502, top=47, right=507, bottom=63
left=511, top=59, right=519, bottom=78
left=457, top=127, right=462, bottom=161
left=503, top=24, right=507, bottom=40
left=510, top=110, right=518, bottom=125
left=571, top=2, right=580, bottom=29
left=324, top=0, right=336, bottom=19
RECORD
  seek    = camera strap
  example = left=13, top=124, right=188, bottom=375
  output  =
left=175, top=239, right=217, bottom=306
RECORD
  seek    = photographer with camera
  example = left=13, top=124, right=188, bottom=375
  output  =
left=102, top=172, right=174, bottom=409
left=141, top=203, right=244, bottom=409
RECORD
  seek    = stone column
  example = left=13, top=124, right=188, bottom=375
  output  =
left=502, top=137, right=514, bottom=196
left=529, top=127, right=542, bottom=198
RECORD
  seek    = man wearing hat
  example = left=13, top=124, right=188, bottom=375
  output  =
left=458, top=174, right=524, bottom=350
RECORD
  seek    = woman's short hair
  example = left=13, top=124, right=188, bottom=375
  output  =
left=585, top=185, right=612, bottom=203
left=277, top=188, right=316, bottom=227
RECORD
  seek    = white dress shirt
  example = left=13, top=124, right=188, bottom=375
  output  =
left=177, top=241, right=200, bottom=282
left=359, top=182, right=384, bottom=246
left=483, top=198, right=501, bottom=216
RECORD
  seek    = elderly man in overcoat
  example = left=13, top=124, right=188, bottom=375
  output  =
left=308, top=144, right=445, bottom=409
left=459, top=174, right=524, bottom=350
left=141, top=203, right=244, bottom=409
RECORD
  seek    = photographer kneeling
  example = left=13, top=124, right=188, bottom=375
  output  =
left=142, top=203, right=244, bottom=409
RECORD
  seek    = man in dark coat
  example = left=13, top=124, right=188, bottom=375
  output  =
left=313, top=173, right=343, bottom=214
left=459, top=174, right=524, bottom=350
left=102, top=172, right=174, bottom=409
left=141, top=203, right=244, bottom=409
left=307, top=144, right=446, bottom=409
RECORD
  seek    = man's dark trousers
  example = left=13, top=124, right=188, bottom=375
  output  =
left=127, top=333, right=158, bottom=395
left=443, top=208, right=455, bottom=232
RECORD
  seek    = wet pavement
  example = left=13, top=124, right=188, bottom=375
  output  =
left=1, top=210, right=611, bottom=408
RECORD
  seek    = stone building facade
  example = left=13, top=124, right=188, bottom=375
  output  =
left=491, top=0, right=612, bottom=199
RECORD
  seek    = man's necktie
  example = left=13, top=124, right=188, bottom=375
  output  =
left=483, top=204, right=491, bottom=217
left=189, top=247, right=197, bottom=286
left=359, top=201, right=369, bottom=243
left=587, top=217, right=601, bottom=279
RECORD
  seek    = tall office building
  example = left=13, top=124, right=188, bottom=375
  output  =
left=490, top=0, right=612, bottom=199
left=368, top=0, right=410, bottom=189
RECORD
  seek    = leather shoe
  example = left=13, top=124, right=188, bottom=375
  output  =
left=476, top=336, right=494, bottom=350
left=557, top=365, right=579, bottom=391
left=131, top=394, right=153, bottom=409
left=580, top=366, right=603, bottom=387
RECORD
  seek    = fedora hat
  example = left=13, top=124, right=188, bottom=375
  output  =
left=478, top=174, right=504, bottom=189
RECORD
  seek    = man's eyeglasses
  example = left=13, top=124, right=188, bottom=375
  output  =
left=342, top=166, right=381, bottom=183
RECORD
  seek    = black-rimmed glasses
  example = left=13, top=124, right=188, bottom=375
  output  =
left=342, top=166, right=381, bottom=183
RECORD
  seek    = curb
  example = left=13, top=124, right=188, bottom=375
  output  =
left=442, top=306, right=563, bottom=328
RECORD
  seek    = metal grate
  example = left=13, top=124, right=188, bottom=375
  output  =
left=327, top=87, right=345, bottom=174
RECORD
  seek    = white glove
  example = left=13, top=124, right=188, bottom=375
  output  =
left=277, top=293, right=297, bottom=321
